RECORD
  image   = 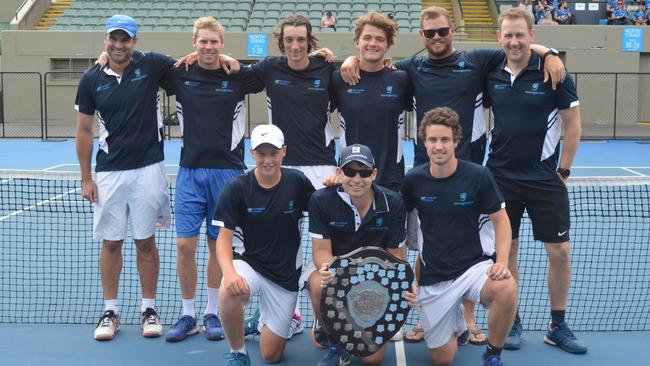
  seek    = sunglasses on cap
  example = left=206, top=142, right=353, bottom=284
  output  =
left=422, top=27, right=451, bottom=38
left=341, top=166, right=374, bottom=178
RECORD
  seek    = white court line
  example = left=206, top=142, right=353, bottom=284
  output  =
left=395, top=339, right=407, bottom=366
left=41, top=164, right=68, bottom=171
left=0, top=187, right=80, bottom=222
left=621, top=167, right=646, bottom=176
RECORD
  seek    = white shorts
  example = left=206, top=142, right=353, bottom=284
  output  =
left=418, top=259, right=492, bottom=349
left=93, top=161, right=170, bottom=241
left=233, top=260, right=298, bottom=338
left=283, top=165, right=336, bottom=190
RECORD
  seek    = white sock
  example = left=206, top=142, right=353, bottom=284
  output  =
left=182, top=298, right=196, bottom=317
left=141, top=298, right=155, bottom=313
left=104, top=299, right=119, bottom=314
left=205, top=287, right=220, bottom=315
left=231, top=346, right=246, bottom=354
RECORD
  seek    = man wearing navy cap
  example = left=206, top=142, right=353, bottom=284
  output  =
left=214, top=124, right=316, bottom=366
left=76, top=14, right=175, bottom=340
left=306, top=144, right=409, bottom=366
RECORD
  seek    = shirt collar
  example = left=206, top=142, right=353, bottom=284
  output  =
left=336, top=184, right=390, bottom=214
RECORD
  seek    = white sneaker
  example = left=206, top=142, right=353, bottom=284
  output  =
left=94, top=310, right=120, bottom=340
left=390, top=327, right=404, bottom=342
left=140, top=307, right=163, bottom=337
left=288, top=310, right=304, bottom=338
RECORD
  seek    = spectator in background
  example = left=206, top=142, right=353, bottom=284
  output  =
left=535, top=0, right=555, bottom=24
left=633, top=3, right=648, bottom=25
left=606, top=0, right=618, bottom=24
left=554, top=1, right=576, bottom=24
left=320, top=11, right=337, bottom=31
left=611, top=1, right=631, bottom=25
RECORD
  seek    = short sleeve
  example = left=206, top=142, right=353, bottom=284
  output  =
left=75, top=70, right=96, bottom=115
left=478, top=168, right=504, bottom=215
left=308, top=191, right=330, bottom=239
left=555, top=72, right=579, bottom=110
left=212, top=179, right=242, bottom=229
left=239, top=65, right=266, bottom=94
left=384, top=195, right=406, bottom=248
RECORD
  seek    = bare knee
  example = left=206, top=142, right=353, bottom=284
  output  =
left=261, top=349, right=283, bottom=363
left=135, top=236, right=156, bottom=254
left=102, top=240, right=123, bottom=254
left=546, top=243, right=571, bottom=265
left=176, top=238, right=198, bottom=257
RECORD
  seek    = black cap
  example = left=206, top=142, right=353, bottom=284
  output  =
left=339, top=144, right=375, bottom=168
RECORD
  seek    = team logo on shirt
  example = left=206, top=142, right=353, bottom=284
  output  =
left=453, top=61, right=471, bottom=73
left=493, top=84, right=509, bottom=90
left=274, top=79, right=292, bottom=86
left=347, top=88, right=366, bottom=94
left=308, top=79, right=326, bottom=91
left=215, top=80, right=234, bottom=93
left=131, top=68, right=148, bottom=82
left=184, top=80, right=200, bottom=87
left=247, top=207, right=265, bottom=213
left=381, top=85, right=399, bottom=98
left=329, top=221, right=348, bottom=227
left=525, top=82, right=546, bottom=96
left=283, top=200, right=295, bottom=214
left=369, top=217, right=388, bottom=231
left=453, top=192, right=475, bottom=206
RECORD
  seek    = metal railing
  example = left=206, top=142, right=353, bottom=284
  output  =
left=0, top=71, right=649, bottom=140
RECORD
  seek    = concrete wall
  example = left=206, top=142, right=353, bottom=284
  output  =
left=1, top=26, right=650, bottom=138
left=0, top=0, right=28, bottom=23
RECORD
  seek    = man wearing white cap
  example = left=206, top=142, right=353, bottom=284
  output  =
left=213, top=124, right=316, bottom=366
left=75, top=14, right=175, bottom=340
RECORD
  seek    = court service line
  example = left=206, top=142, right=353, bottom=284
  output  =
left=395, top=339, right=407, bottom=366
left=621, top=167, right=646, bottom=176
left=0, top=187, right=80, bottom=222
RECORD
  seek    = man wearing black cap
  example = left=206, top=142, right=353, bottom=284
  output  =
left=306, top=144, right=408, bottom=366
left=75, top=14, right=175, bottom=340
left=214, top=124, right=315, bottom=366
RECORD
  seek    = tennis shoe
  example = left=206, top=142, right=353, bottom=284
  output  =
left=503, top=319, right=523, bottom=350
left=544, top=321, right=587, bottom=354
left=288, top=310, right=304, bottom=338
left=94, top=310, right=120, bottom=340
left=224, top=351, right=251, bottom=366
left=165, top=315, right=199, bottom=342
left=483, top=354, right=505, bottom=366
left=244, top=308, right=261, bottom=336
left=457, top=328, right=470, bottom=346
left=317, top=344, right=351, bottom=366
left=203, top=313, right=225, bottom=340
left=312, top=323, right=332, bottom=349
left=140, top=307, right=163, bottom=337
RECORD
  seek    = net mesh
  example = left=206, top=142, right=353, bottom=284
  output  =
left=1, top=171, right=649, bottom=331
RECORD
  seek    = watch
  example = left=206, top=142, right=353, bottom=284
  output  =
left=543, top=48, right=560, bottom=60
left=557, top=167, right=571, bottom=178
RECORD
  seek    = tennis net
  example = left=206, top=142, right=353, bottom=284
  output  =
left=1, top=170, right=649, bottom=331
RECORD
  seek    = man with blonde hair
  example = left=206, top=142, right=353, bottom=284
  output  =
left=485, top=7, right=586, bottom=354
left=162, top=16, right=265, bottom=342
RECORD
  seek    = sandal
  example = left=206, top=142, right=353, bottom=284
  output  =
left=468, top=323, right=487, bottom=345
left=405, top=323, right=425, bottom=343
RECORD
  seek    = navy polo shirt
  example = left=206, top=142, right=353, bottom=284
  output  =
left=213, top=168, right=315, bottom=291
left=75, top=51, right=174, bottom=172
left=401, top=160, right=503, bottom=285
left=395, top=49, right=503, bottom=165
left=308, top=184, right=406, bottom=257
left=331, top=68, right=412, bottom=186
left=250, top=56, right=336, bottom=166
left=485, top=52, right=579, bottom=181
left=162, top=64, right=264, bottom=169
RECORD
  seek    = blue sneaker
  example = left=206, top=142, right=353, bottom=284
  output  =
left=503, top=319, right=523, bottom=350
left=203, top=313, right=225, bottom=340
left=165, top=315, right=199, bottom=342
left=317, top=344, right=350, bottom=366
left=244, top=309, right=260, bottom=336
left=457, top=328, right=469, bottom=346
left=483, top=354, right=504, bottom=366
left=544, top=321, right=587, bottom=354
left=224, top=351, right=251, bottom=366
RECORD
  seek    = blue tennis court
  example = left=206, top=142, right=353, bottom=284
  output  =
left=0, top=139, right=648, bottom=365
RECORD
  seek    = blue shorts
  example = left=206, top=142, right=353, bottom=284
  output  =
left=175, top=167, right=242, bottom=240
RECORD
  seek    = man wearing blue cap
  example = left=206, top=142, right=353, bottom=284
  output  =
left=76, top=14, right=176, bottom=340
